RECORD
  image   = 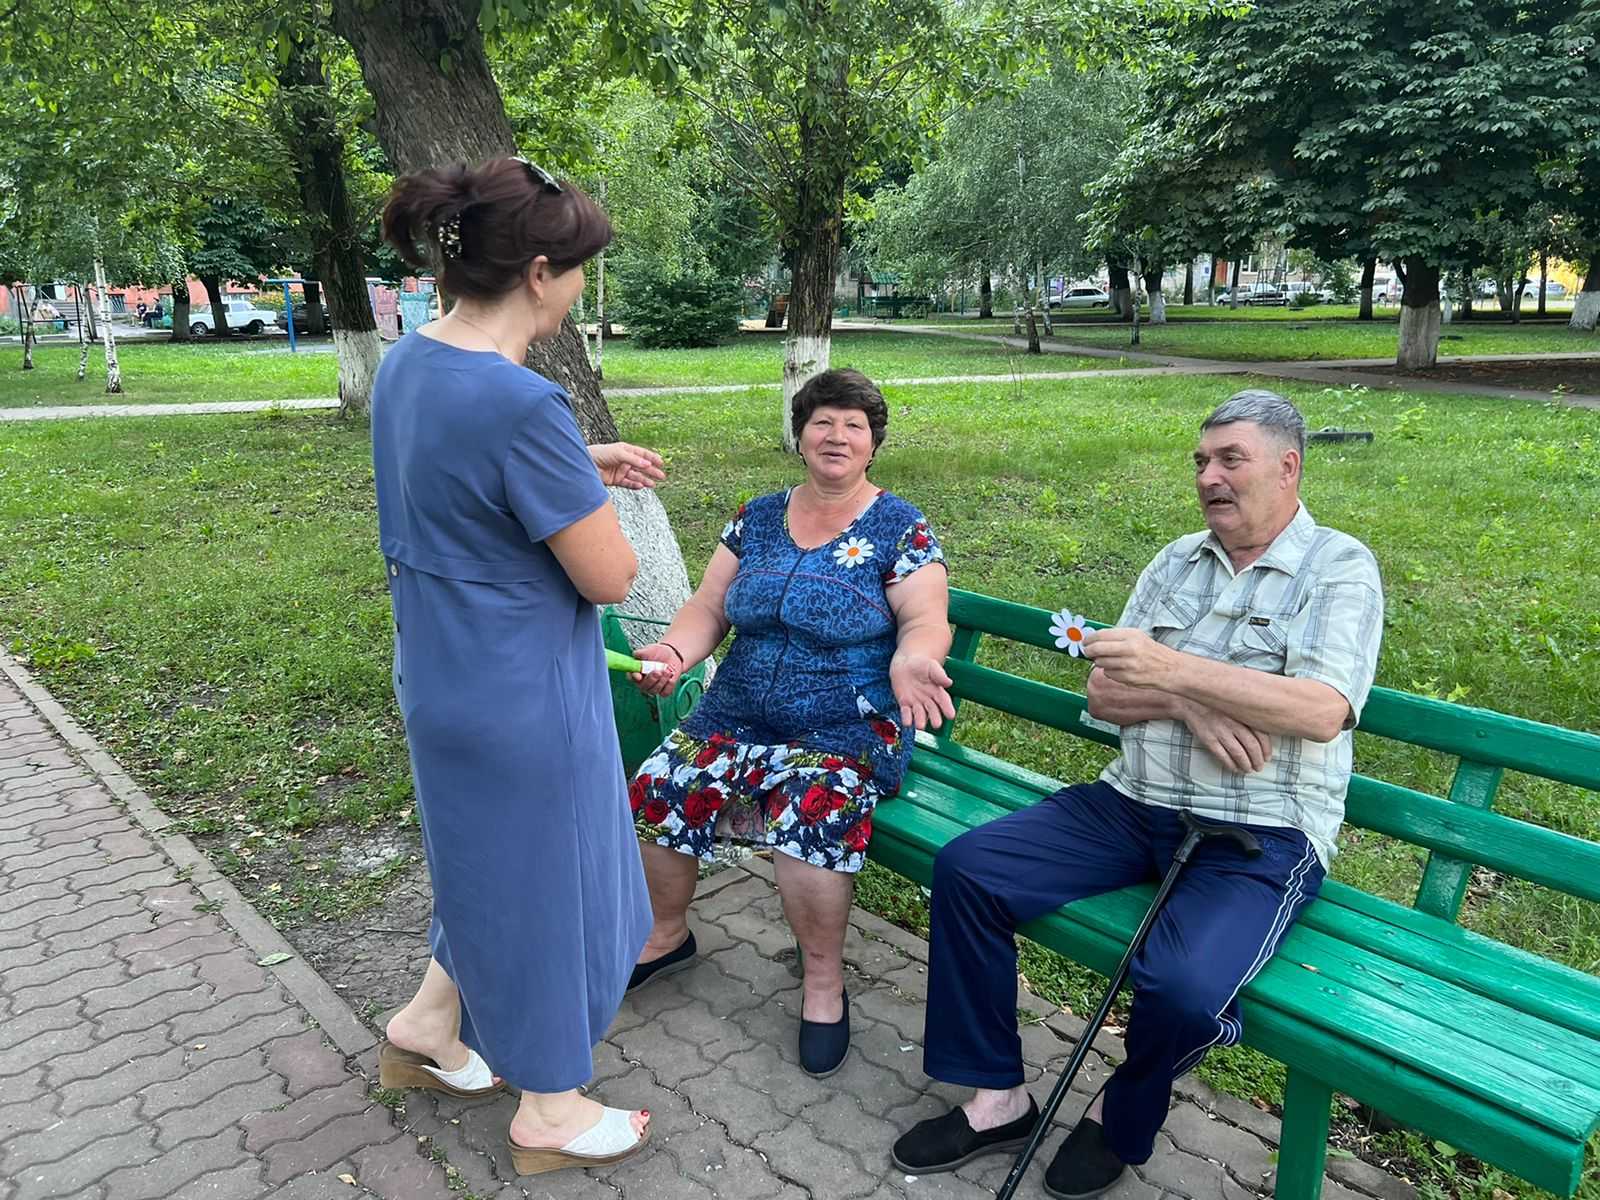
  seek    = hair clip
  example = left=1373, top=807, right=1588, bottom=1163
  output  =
left=436, top=215, right=462, bottom=258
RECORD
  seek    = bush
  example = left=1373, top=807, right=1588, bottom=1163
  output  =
left=0, top=315, right=18, bottom=335
left=616, top=265, right=740, bottom=349
left=1290, top=291, right=1323, bottom=309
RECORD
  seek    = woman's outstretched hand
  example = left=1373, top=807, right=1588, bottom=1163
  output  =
left=890, top=652, right=956, bottom=731
left=631, top=643, right=684, bottom=696
left=591, top=442, right=667, bottom=490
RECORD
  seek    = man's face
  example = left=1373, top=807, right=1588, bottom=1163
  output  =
left=1192, top=421, right=1299, bottom=544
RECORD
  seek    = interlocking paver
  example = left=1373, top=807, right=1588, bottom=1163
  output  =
left=0, top=662, right=1419, bottom=1200
left=0, top=671, right=451, bottom=1200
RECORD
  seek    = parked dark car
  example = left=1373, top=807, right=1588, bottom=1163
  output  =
left=288, top=303, right=335, bottom=333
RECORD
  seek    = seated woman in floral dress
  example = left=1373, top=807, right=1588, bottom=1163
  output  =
left=624, top=367, right=953, bottom=1077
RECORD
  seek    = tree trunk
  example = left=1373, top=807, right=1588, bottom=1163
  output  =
left=1036, top=260, right=1052, bottom=337
left=1146, top=261, right=1166, bottom=324
left=1358, top=258, right=1375, bottom=320
left=1023, top=306, right=1041, bottom=353
left=781, top=191, right=842, bottom=449
left=169, top=277, right=191, bottom=342
left=1511, top=272, right=1529, bottom=324
left=75, top=282, right=89, bottom=380
left=1129, top=256, right=1143, bottom=346
left=1209, top=254, right=1220, bottom=304
left=1107, top=262, right=1132, bottom=320
left=331, top=0, right=692, bottom=619
left=93, top=253, right=122, bottom=393
left=82, top=281, right=99, bottom=342
left=978, top=266, right=993, bottom=318
left=14, top=287, right=35, bottom=370
left=1569, top=247, right=1599, bottom=331
left=1396, top=258, right=1442, bottom=369
left=1184, top=261, right=1194, bottom=306
left=201, top=277, right=232, bottom=337
left=277, top=23, right=382, bottom=416
left=1229, top=259, right=1240, bottom=310
left=1537, top=252, right=1548, bottom=317
left=302, top=279, right=328, bottom=335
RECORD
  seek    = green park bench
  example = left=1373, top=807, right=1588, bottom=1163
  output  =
left=601, top=589, right=1600, bottom=1199
left=864, top=294, right=932, bottom=319
left=872, top=588, right=1600, bottom=1200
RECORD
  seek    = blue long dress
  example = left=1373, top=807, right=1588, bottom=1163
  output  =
left=371, top=332, right=652, bottom=1093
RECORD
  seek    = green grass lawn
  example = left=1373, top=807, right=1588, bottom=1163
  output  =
left=1035, top=319, right=1596, bottom=361
left=598, top=330, right=1118, bottom=387
left=1, top=340, right=344, bottom=407
left=2, top=373, right=1596, bottom=1199
left=921, top=303, right=1380, bottom=324
left=0, top=333, right=1122, bottom=408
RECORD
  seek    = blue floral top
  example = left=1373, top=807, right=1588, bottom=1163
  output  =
left=678, top=488, right=946, bottom=797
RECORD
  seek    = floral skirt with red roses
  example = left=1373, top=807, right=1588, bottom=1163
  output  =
left=631, top=729, right=883, bottom=874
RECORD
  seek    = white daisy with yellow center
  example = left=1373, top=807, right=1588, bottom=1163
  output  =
left=833, top=537, right=875, bottom=568
left=1049, top=607, right=1090, bottom=657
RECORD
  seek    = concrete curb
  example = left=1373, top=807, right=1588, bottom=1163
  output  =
left=0, top=647, right=378, bottom=1061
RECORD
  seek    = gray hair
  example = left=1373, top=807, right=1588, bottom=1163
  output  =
left=1201, top=389, right=1306, bottom=457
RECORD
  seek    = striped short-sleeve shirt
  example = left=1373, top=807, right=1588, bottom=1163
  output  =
left=1097, top=505, right=1384, bottom=863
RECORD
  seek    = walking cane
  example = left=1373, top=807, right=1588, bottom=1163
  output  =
left=995, top=810, right=1262, bottom=1200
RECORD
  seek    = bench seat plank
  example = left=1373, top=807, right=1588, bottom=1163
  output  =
left=879, top=774, right=1600, bottom=1141
left=907, top=742, right=1600, bottom=1042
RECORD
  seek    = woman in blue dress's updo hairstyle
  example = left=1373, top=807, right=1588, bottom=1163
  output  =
left=624, top=367, right=955, bottom=1077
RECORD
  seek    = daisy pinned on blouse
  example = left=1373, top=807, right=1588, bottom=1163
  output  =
left=1049, top=607, right=1090, bottom=656
left=834, top=536, right=875, bottom=568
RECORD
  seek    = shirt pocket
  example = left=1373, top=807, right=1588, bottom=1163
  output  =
left=1227, top=610, right=1293, bottom=670
left=1148, top=595, right=1200, bottom=642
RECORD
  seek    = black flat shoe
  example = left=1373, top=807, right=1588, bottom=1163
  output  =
left=799, top=988, right=850, bottom=1077
left=627, top=931, right=697, bottom=993
left=891, top=1096, right=1039, bottom=1174
left=1044, top=1117, right=1126, bottom=1200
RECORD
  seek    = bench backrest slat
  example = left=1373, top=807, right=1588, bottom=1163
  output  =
left=938, top=590, right=1600, bottom=908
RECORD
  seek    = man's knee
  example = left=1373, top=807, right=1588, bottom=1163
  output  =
left=931, top=826, right=999, bottom=901
left=1132, top=958, right=1231, bottom=1028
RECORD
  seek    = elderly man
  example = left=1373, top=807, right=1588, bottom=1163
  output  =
left=892, top=390, right=1384, bottom=1198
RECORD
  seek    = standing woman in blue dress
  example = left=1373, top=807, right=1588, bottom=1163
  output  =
left=370, top=156, right=662, bottom=1175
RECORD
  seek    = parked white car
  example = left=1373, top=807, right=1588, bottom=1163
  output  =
left=1050, top=285, right=1111, bottom=309
left=188, top=299, right=281, bottom=336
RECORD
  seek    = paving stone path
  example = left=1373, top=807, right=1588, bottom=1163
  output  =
left=0, top=654, right=1418, bottom=1200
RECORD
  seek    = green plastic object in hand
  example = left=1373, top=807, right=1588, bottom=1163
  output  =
left=606, top=648, right=664, bottom=676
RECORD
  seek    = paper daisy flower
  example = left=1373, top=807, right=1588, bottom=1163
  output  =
left=1049, top=608, right=1090, bottom=657
left=833, top=537, right=875, bottom=568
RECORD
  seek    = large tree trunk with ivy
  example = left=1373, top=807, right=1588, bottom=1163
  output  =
left=1570, top=247, right=1599, bottom=331
left=1358, top=258, right=1375, bottom=320
left=169, top=277, right=192, bottom=342
left=92, top=253, right=122, bottom=393
left=331, top=0, right=692, bottom=622
left=978, top=266, right=993, bottom=318
left=1396, top=258, right=1442, bottom=369
left=278, top=25, right=383, bottom=417
left=200, top=277, right=233, bottom=337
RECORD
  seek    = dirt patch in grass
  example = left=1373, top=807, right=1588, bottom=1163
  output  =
left=1339, top=356, right=1600, bottom=396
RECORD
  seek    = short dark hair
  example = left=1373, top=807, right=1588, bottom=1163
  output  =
left=790, top=369, right=889, bottom=450
left=381, top=157, right=612, bottom=300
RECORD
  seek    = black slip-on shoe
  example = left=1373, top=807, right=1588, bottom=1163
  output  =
left=626, top=930, right=697, bottom=994
left=890, top=1096, right=1039, bottom=1174
left=799, top=988, right=850, bottom=1077
left=1044, top=1117, right=1127, bottom=1200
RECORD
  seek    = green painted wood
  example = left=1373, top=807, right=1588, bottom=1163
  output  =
left=869, top=809, right=1588, bottom=1194
left=942, top=658, right=1120, bottom=749
left=1413, top=760, right=1505, bottom=920
left=935, top=626, right=983, bottom=750
left=946, top=586, right=1600, bottom=790
left=1275, top=1070, right=1333, bottom=1200
left=908, top=744, right=1600, bottom=1039
left=886, top=780, right=1600, bottom=1125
